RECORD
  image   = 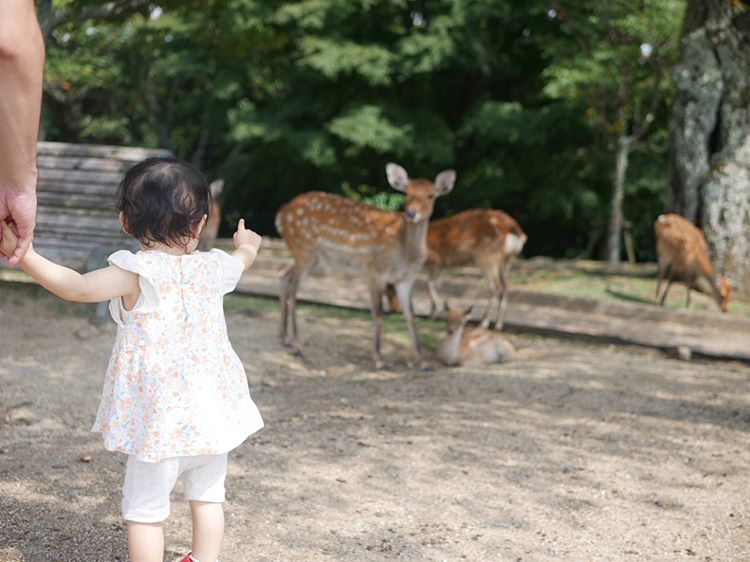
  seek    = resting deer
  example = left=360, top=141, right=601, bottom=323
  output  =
left=275, top=163, right=456, bottom=370
left=654, top=213, right=732, bottom=312
left=197, top=179, right=224, bottom=251
left=437, top=305, right=515, bottom=366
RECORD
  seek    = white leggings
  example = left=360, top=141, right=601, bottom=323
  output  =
left=122, top=453, right=228, bottom=523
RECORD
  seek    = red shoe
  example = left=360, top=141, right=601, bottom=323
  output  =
left=179, top=555, right=192, bottom=562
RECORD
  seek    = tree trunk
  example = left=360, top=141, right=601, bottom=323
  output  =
left=669, top=0, right=750, bottom=292
left=606, top=134, right=632, bottom=267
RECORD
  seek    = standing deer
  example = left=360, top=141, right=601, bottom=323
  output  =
left=197, top=179, right=224, bottom=251
left=436, top=305, right=515, bottom=366
left=275, top=163, right=456, bottom=370
left=425, top=209, right=527, bottom=329
left=654, top=213, right=732, bottom=312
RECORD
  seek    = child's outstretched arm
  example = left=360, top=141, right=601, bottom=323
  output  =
left=231, top=218, right=261, bottom=271
left=0, top=221, right=139, bottom=303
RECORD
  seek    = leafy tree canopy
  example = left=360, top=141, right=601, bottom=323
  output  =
left=41, top=0, right=687, bottom=259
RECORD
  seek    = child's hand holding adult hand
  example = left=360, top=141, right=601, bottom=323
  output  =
left=0, top=220, right=20, bottom=259
left=233, top=219, right=262, bottom=252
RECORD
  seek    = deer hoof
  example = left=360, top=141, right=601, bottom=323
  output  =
left=418, top=360, right=434, bottom=372
left=283, top=337, right=304, bottom=356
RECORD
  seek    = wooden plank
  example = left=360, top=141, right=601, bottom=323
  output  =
left=37, top=141, right=171, bottom=161
left=33, top=230, right=127, bottom=244
left=36, top=211, right=122, bottom=234
left=37, top=192, right=116, bottom=210
left=37, top=179, right=120, bottom=195
left=37, top=205, right=118, bottom=217
left=34, top=238, right=123, bottom=254
left=36, top=155, right=133, bottom=173
left=37, top=167, right=123, bottom=185
left=31, top=244, right=90, bottom=269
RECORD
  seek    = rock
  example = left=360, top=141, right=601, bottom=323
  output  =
left=676, top=345, right=692, bottom=361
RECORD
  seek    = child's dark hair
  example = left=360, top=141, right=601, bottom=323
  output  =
left=116, top=158, right=212, bottom=249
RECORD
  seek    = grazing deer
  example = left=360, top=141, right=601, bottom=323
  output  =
left=198, top=179, right=225, bottom=251
left=437, top=305, right=515, bottom=366
left=425, top=209, right=527, bottom=329
left=654, top=213, right=732, bottom=312
left=275, top=163, right=456, bottom=370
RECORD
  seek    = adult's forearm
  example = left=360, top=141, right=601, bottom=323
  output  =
left=0, top=0, right=45, bottom=194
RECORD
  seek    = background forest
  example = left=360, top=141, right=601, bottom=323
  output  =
left=39, top=0, right=690, bottom=260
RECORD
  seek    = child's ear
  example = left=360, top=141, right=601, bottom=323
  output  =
left=193, top=214, right=208, bottom=237
left=118, top=211, right=130, bottom=234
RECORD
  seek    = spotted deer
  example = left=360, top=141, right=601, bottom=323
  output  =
left=197, top=179, right=224, bottom=251
left=275, top=163, right=456, bottom=370
left=437, top=305, right=515, bottom=366
left=654, top=213, right=732, bottom=312
left=424, top=209, right=526, bottom=329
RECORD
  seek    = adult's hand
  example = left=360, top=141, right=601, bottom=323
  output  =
left=0, top=189, right=37, bottom=267
left=0, top=0, right=45, bottom=267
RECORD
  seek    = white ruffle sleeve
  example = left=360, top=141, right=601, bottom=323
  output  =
left=107, top=250, right=159, bottom=326
left=210, top=249, right=246, bottom=294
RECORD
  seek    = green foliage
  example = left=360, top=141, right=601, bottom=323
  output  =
left=40, top=0, right=687, bottom=258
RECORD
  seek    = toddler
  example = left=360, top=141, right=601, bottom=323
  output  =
left=0, top=158, right=264, bottom=562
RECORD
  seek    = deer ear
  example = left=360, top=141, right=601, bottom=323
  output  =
left=434, top=169, right=456, bottom=196
left=463, top=304, right=474, bottom=317
left=386, top=163, right=409, bottom=193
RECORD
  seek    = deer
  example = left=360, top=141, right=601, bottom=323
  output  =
left=654, top=213, right=732, bottom=312
left=384, top=209, right=526, bottom=330
left=436, top=305, right=515, bottom=366
left=425, top=209, right=527, bottom=329
left=197, top=179, right=225, bottom=251
left=275, top=163, right=456, bottom=370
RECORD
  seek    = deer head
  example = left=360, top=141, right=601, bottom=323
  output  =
left=386, top=163, right=456, bottom=223
left=714, top=275, right=733, bottom=312
left=444, top=303, right=473, bottom=335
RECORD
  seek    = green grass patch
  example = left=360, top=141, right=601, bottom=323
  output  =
left=513, top=268, right=750, bottom=315
left=224, top=293, right=446, bottom=348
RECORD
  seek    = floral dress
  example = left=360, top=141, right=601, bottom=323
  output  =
left=92, top=249, right=264, bottom=462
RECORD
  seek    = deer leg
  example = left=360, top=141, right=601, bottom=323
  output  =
left=494, top=260, right=511, bottom=330
left=685, top=277, right=692, bottom=308
left=655, top=260, right=666, bottom=302
left=279, top=266, right=293, bottom=345
left=481, top=267, right=501, bottom=329
left=658, top=269, right=674, bottom=306
left=395, top=279, right=431, bottom=371
left=427, top=275, right=445, bottom=319
left=280, top=264, right=305, bottom=353
left=369, top=284, right=385, bottom=370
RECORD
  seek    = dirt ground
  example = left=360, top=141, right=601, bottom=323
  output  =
left=1, top=282, right=749, bottom=562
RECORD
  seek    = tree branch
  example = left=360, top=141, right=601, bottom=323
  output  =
left=44, top=0, right=152, bottom=38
